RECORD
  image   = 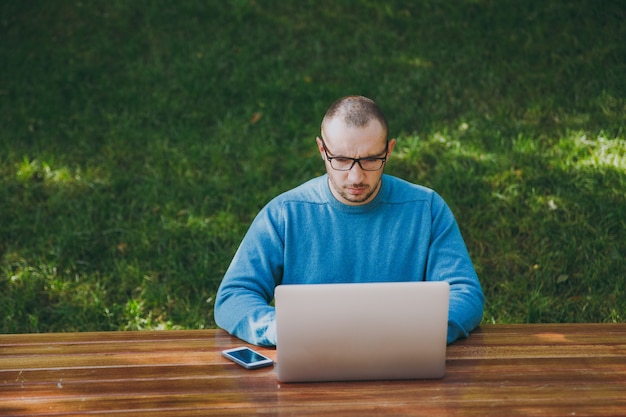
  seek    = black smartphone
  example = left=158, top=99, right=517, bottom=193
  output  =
left=221, top=347, right=274, bottom=369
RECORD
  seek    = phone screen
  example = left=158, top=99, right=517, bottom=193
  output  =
left=228, top=348, right=268, bottom=364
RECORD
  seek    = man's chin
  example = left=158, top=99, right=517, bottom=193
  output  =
left=339, top=189, right=374, bottom=205
left=328, top=177, right=381, bottom=206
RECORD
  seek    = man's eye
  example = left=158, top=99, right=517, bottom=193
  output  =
left=334, top=157, right=353, bottom=164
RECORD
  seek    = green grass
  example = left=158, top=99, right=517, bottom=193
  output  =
left=1, top=0, right=624, bottom=333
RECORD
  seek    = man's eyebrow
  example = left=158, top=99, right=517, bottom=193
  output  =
left=361, top=147, right=388, bottom=159
left=332, top=149, right=386, bottom=159
left=365, top=150, right=388, bottom=158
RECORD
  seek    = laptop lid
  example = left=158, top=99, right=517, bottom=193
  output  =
left=275, top=281, right=450, bottom=383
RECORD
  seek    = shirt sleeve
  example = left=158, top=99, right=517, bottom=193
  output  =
left=427, top=194, right=485, bottom=344
left=214, top=205, right=283, bottom=347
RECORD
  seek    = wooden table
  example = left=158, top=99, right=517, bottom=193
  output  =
left=1, top=324, right=625, bottom=416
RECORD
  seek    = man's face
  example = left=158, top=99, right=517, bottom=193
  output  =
left=317, top=118, right=396, bottom=206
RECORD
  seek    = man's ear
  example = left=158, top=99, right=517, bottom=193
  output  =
left=387, top=138, right=397, bottom=155
left=316, top=137, right=326, bottom=159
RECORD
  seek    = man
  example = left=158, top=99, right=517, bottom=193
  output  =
left=215, top=96, right=484, bottom=346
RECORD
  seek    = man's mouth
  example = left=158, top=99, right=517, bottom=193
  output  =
left=346, top=185, right=368, bottom=194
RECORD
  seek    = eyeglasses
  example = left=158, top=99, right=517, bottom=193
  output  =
left=320, top=137, right=388, bottom=171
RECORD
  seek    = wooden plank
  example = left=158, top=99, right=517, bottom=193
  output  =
left=1, top=373, right=624, bottom=404
left=1, top=382, right=625, bottom=416
left=0, top=329, right=218, bottom=345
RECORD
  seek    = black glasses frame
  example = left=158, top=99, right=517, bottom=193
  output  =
left=320, top=137, right=389, bottom=171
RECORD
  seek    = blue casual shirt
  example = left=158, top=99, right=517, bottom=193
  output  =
left=215, top=174, right=484, bottom=346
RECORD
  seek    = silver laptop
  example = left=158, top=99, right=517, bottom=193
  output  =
left=275, top=281, right=450, bottom=382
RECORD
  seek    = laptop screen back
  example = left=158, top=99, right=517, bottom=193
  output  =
left=275, top=281, right=450, bottom=382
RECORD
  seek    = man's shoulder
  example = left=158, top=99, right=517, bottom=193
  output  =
left=382, top=176, right=454, bottom=220
left=269, top=176, right=328, bottom=207
left=382, top=175, right=438, bottom=203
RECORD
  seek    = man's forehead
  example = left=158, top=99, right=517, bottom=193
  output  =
left=322, top=118, right=387, bottom=155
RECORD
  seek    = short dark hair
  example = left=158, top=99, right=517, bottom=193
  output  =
left=322, top=96, right=389, bottom=139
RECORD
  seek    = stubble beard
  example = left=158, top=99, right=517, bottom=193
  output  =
left=329, top=176, right=382, bottom=205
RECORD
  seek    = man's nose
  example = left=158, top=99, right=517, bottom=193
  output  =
left=347, top=161, right=365, bottom=181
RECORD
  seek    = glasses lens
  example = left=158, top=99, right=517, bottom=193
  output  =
left=359, top=158, right=385, bottom=171
left=329, top=157, right=355, bottom=171
left=329, top=158, right=384, bottom=171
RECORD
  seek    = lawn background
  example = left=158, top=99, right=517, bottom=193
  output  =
left=1, top=0, right=624, bottom=333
